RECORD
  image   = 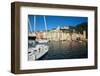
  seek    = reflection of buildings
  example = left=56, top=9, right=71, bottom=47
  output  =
left=28, top=26, right=87, bottom=41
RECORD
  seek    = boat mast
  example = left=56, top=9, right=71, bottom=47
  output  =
left=34, top=16, right=36, bottom=32
left=28, top=18, right=32, bottom=33
left=44, top=16, right=47, bottom=32
left=44, top=16, right=47, bottom=39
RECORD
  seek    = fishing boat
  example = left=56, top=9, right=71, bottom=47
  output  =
left=28, top=16, right=49, bottom=61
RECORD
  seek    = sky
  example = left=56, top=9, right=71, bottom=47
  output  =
left=28, top=15, right=88, bottom=32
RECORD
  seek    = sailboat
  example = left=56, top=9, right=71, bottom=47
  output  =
left=28, top=16, right=49, bottom=60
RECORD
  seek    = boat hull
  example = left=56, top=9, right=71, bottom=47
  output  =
left=28, top=40, right=49, bottom=60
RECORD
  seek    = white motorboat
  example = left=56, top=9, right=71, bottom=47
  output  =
left=28, top=16, right=49, bottom=60
left=28, top=42, right=49, bottom=60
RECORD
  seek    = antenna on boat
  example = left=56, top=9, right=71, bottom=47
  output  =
left=28, top=17, right=33, bottom=33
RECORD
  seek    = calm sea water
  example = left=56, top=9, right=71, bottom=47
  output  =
left=38, top=40, right=88, bottom=60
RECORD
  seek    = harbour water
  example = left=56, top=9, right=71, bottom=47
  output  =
left=38, top=40, right=88, bottom=60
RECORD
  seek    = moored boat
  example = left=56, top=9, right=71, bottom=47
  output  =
left=28, top=16, right=49, bottom=60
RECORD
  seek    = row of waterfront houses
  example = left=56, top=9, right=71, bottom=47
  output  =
left=28, top=26, right=87, bottom=41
